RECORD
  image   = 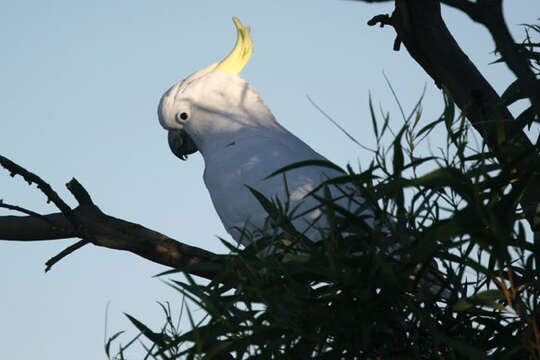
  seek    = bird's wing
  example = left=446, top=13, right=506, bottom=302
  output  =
left=202, top=130, right=362, bottom=243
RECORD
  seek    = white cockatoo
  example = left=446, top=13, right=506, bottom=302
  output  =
left=158, top=18, right=371, bottom=246
left=157, top=18, right=451, bottom=299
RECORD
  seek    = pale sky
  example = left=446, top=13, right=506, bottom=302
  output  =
left=1, top=1, right=538, bottom=358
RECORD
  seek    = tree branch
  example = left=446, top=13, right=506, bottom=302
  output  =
left=1, top=200, right=223, bottom=279
left=45, top=239, right=89, bottom=272
left=441, top=0, right=540, bottom=120
left=0, top=155, right=78, bottom=225
left=0, top=213, right=75, bottom=240
left=368, top=0, right=540, bottom=228
left=0, top=155, right=223, bottom=280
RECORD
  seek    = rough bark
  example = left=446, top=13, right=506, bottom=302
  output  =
left=0, top=155, right=222, bottom=279
left=0, top=205, right=221, bottom=279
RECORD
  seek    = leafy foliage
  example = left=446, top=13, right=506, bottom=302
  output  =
left=106, top=86, right=539, bottom=358
left=107, top=17, right=540, bottom=360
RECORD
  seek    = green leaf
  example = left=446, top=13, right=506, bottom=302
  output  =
left=125, top=313, right=168, bottom=347
left=307, top=95, right=373, bottom=152
left=453, top=289, right=508, bottom=312
left=264, top=159, right=345, bottom=180
left=246, top=185, right=279, bottom=218
left=442, top=90, right=455, bottom=129
left=104, top=331, right=125, bottom=359
left=501, top=79, right=521, bottom=106
left=432, top=328, right=488, bottom=359
left=500, top=78, right=540, bottom=106
left=416, top=116, right=444, bottom=139
left=407, top=167, right=474, bottom=201
left=202, top=340, right=234, bottom=359
left=392, top=128, right=405, bottom=176
left=154, top=262, right=223, bottom=278
left=369, top=93, right=379, bottom=139
left=515, top=106, right=537, bottom=130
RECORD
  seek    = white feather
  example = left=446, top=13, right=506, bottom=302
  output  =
left=159, top=70, right=370, bottom=245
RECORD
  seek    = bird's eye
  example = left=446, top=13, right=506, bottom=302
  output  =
left=176, top=112, right=189, bottom=124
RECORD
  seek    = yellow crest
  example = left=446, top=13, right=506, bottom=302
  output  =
left=215, top=17, right=253, bottom=74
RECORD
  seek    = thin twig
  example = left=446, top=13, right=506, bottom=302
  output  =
left=0, top=155, right=222, bottom=279
left=367, top=13, right=401, bottom=50
left=45, top=239, right=91, bottom=272
left=367, top=14, right=393, bottom=28
left=0, top=155, right=77, bottom=225
left=43, top=178, right=103, bottom=272
left=496, top=269, right=513, bottom=309
left=0, top=200, right=62, bottom=228
left=0, top=155, right=95, bottom=271
left=66, top=178, right=95, bottom=207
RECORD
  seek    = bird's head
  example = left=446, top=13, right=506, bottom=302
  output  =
left=158, top=17, right=264, bottom=160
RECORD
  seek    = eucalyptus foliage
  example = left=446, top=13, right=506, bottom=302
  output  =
left=108, top=20, right=540, bottom=360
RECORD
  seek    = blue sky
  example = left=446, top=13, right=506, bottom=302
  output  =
left=1, top=1, right=538, bottom=358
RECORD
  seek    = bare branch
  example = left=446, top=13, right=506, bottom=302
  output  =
left=1, top=206, right=223, bottom=279
left=0, top=200, right=61, bottom=227
left=367, top=14, right=401, bottom=50
left=0, top=155, right=223, bottom=280
left=66, top=178, right=94, bottom=206
left=367, top=14, right=392, bottom=28
left=0, top=155, right=77, bottom=225
left=44, top=178, right=101, bottom=271
left=0, top=213, right=75, bottom=240
left=45, top=239, right=89, bottom=272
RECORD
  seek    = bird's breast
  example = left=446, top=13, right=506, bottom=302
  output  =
left=202, top=136, right=334, bottom=243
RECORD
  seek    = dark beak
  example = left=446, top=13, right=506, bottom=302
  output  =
left=168, top=129, right=198, bottom=160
